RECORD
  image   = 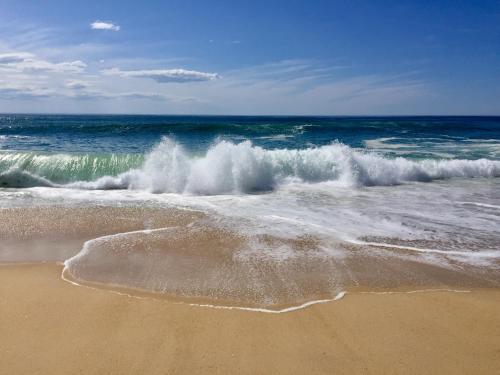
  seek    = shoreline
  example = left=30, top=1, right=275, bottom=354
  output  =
left=4, top=261, right=496, bottom=313
left=60, top=264, right=483, bottom=313
left=2, top=263, right=499, bottom=374
left=0, top=261, right=484, bottom=313
left=2, top=205, right=499, bottom=310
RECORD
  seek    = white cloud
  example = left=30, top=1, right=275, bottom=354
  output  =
left=0, top=52, right=33, bottom=64
left=25, top=60, right=86, bottom=73
left=0, top=86, right=55, bottom=99
left=0, top=52, right=86, bottom=73
left=102, top=67, right=219, bottom=83
left=116, top=92, right=166, bottom=100
left=90, top=21, right=120, bottom=31
left=0, top=81, right=169, bottom=102
left=70, top=90, right=169, bottom=101
left=160, top=60, right=429, bottom=115
left=65, top=80, right=89, bottom=90
left=0, top=47, right=429, bottom=114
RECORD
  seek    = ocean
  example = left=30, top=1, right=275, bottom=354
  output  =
left=1, top=114, right=500, bottom=310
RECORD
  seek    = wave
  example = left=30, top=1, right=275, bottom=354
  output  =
left=1, top=138, right=500, bottom=193
left=0, top=152, right=143, bottom=187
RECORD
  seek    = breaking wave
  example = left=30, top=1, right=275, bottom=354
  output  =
left=1, top=138, right=500, bottom=193
left=0, top=152, right=142, bottom=188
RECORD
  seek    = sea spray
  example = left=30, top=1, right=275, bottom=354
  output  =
left=1, top=138, right=500, bottom=192
left=70, top=138, right=500, bottom=193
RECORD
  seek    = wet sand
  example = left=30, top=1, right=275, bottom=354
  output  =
left=1, top=263, right=499, bottom=375
left=0, top=206, right=203, bottom=262
left=2, top=205, right=499, bottom=311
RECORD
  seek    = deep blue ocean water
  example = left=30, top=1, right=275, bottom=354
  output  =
left=1, top=115, right=499, bottom=158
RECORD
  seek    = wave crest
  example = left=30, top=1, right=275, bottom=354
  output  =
left=68, top=138, right=500, bottom=194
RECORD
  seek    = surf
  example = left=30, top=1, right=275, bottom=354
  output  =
left=1, top=137, right=500, bottom=192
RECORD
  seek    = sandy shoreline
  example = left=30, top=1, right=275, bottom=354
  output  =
left=3, top=205, right=499, bottom=311
left=1, top=263, right=499, bottom=375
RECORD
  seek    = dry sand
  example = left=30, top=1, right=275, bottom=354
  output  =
left=1, top=263, right=499, bottom=375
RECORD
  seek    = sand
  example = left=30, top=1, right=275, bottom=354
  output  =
left=1, top=264, right=499, bottom=375
left=0, top=206, right=203, bottom=263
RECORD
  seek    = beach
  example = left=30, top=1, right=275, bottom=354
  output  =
left=1, top=263, right=499, bottom=375
left=1, top=0, right=499, bottom=371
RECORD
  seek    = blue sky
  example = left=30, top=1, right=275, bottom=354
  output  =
left=0, top=0, right=499, bottom=115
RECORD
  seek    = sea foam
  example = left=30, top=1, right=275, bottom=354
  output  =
left=1, top=138, right=499, bottom=192
left=68, top=138, right=500, bottom=194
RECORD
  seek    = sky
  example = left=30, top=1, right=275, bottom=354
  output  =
left=0, top=0, right=499, bottom=115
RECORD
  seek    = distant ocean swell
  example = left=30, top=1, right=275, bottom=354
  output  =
left=1, top=137, right=499, bottom=193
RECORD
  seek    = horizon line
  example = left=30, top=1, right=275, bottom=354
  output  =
left=1, top=112, right=499, bottom=118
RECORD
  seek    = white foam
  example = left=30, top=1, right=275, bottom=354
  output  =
left=187, top=291, right=347, bottom=314
left=62, top=267, right=348, bottom=314
left=63, top=226, right=180, bottom=268
left=364, top=136, right=500, bottom=159
left=457, top=201, right=500, bottom=210
left=67, top=138, right=500, bottom=194
left=360, top=288, right=471, bottom=295
left=349, top=239, right=500, bottom=259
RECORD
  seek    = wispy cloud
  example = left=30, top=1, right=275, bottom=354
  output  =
left=0, top=46, right=211, bottom=106
left=0, top=16, right=430, bottom=114
left=0, top=85, right=55, bottom=99
left=65, top=80, right=90, bottom=90
left=102, top=67, right=219, bottom=83
left=0, top=52, right=86, bottom=73
left=90, top=20, right=120, bottom=31
left=218, top=60, right=351, bottom=96
left=0, top=82, right=171, bottom=102
left=0, top=21, right=58, bottom=52
left=0, top=52, right=32, bottom=64
left=175, top=59, right=429, bottom=115
left=0, top=54, right=428, bottom=114
left=69, top=90, right=167, bottom=101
